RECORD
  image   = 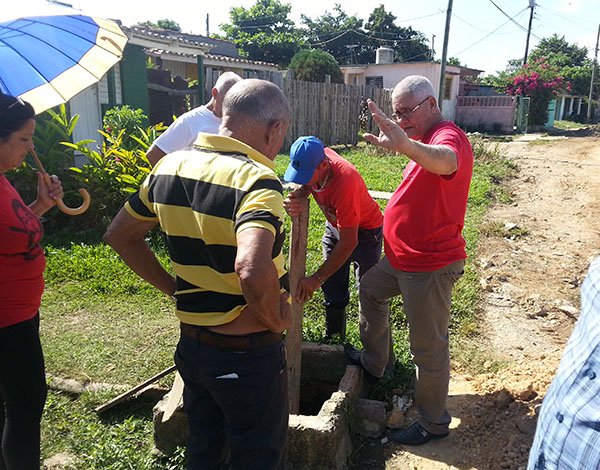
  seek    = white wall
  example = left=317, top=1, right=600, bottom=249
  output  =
left=341, top=62, right=461, bottom=120
left=69, top=83, right=102, bottom=165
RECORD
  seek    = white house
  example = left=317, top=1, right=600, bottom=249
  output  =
left=340, top=48, right=472, bottom=121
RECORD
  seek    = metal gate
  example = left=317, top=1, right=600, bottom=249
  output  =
left=515, top=96, right=530, bottom=133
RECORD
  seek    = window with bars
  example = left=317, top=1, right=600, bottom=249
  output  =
left=366, top=76, right=384, bottom=88
left=443, top=76, right=452, bottom=100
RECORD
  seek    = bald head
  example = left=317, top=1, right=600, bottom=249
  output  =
left=220, top=79, right=291, bottom=159
left=392, top=75, right=436, bottom=104
left=223, top=79, right=291, bottom=125
left=210, top=72, right=242, bottom=117
left=391, top=75, right=442, bottom=139
left=214, top=71, right=242, bottom=95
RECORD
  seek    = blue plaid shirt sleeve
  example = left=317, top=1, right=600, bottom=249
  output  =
left=528, top=256, right=600, bottom=470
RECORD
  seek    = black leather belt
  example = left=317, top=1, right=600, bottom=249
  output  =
left=180, top=323, right=283, bottom=350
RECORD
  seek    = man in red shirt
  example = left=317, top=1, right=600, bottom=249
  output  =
left=283, top=136, right=383, bottom=341
left=346, top=75, right=473, bottom=445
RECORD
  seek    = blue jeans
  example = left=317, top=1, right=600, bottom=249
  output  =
left=174, top=335, right=288, bottom=470
left=321, top=223, right=383, bottom=338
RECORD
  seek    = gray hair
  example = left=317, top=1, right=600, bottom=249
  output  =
left=393, top=75, right=436, bottom=102
left=214, top=71, right=242, bottom=94
left=222, top=79, right=291, bottom=126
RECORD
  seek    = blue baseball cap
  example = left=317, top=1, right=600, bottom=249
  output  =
left=284, top=136, right=325, bottom=184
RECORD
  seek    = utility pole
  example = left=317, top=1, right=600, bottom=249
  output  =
left=523, top=0, right=536, bottom=65
left=206, top=13, right=210, bottom=37
left=438, top=0, right=453, bottom=109
left=431, top=34, right=436, bottom=60
left=587, top=24, right=600, bottom=122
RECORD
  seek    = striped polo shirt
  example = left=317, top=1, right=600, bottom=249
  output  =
left=125, top=133, right=288, bottom=326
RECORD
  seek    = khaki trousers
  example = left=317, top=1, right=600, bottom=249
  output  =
left=359, top=256, right=464, bottom=434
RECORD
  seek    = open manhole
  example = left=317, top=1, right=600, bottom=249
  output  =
left=154, top=343, right=363, bottom=469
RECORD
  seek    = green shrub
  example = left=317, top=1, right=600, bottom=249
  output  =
left=103, top=106, right=148, bottom=151
left=63, top=128, right=159, bottom=230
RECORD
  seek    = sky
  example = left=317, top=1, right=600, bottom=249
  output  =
left=8, top=0, right=600, bottom=76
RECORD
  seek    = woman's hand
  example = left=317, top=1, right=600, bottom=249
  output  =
left=30, top=172, right=63, bottom=216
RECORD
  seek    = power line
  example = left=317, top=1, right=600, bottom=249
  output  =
left=452, top=13, right=489, bottom=33
left=306, top=28, right=431, bottom=47
left=395, top=10, right=446, bottom=25
left=488, top=0, right=531, bottom=35
left=536, top=4, right=599, bottom=29
left=451, top=8, right=528, bottom=57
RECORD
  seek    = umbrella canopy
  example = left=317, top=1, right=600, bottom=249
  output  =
left=0, top=2, right=128, bottom=114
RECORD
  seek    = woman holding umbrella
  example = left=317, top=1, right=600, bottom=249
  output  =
left=0, top=93, right=63, bottom=469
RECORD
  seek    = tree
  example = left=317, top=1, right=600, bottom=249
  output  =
left=529, top=34, right=588, bottom=68
left=288, top=49, right=343, bottom=83
left=481, top=35, right=594, bottom=98
left=361, top=5, right=431, bottom=64
left=300, top=4, right=431, bottom=65
left=529, top=35, right=592, bottom=96
left=219, top=0, right=303, bottom=67
left=505, top=58, right=569, bottom=126
left=301, top=5, right=365, bottom=65
left=447, top=57, right=462, bottom=66
left=136, top=19, right=181, bottom=32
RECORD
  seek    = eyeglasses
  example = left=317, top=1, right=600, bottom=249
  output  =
left=391, top=96, right=430, bottom=121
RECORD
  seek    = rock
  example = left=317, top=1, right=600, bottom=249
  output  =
left=515, top=415, right=537, bottom=435
left=517, top=385, right=537, bottom=401
left=353, top=398, right=387, bottom=438
left=494, top=389, right=513, bottom=410
left=385, top=406, right=405, bottom=429
left=535, top=306, right=548, bottom=317
left=558, top=304, right=579, bottom=318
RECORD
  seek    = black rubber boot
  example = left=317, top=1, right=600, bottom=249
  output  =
left=325, top=307, right=346, bottom=341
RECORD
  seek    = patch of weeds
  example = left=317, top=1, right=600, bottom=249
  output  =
left=42, top=391, right=185, bottom=469
left=452, top=339, right=508, bottom=375
left=528, top=139, right=553, bottom=146
left=553, top=120, right=587, bottom=130
left=480, top=221, right=529, bottom=240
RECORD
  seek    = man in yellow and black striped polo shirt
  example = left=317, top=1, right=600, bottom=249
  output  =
left=104, top=79, right=291, bottom=470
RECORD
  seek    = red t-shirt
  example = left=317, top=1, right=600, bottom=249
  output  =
left=383, top=121, right=473, bottom=272
left=0, top=175, right=46, bottom=328
left=311, top=148, right=383, bottom=230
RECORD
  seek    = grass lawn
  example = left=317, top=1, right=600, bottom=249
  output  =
left=39, top=139, right=516, bottom=468
left=553, top=119, right=589, bottom=130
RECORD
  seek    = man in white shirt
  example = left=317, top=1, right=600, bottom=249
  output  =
left=146, top=71, right=242, bottom=166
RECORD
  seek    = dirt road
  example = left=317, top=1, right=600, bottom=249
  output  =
left=352, top=131, right=600, bottom=470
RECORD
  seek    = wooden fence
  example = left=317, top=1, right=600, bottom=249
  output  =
left=148, top=75, right=395, bottom=151
left=281, top=80, right=393, bottom=151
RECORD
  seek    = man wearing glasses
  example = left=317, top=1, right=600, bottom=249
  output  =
left=345, top=75, right=474, bottom=445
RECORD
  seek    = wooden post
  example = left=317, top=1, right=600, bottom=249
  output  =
left=287, top=198, right=309, bottom=414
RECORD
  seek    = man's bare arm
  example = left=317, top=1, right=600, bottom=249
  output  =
left=294, top=226, right=358, bottom=302
left=104, top=208, right=176, bottom=296
left=236, top=227, right=290, bottom=333
left=145, top=144, right=167, bottom=167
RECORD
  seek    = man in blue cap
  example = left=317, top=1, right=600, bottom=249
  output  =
left=283, top=136, right=383, bottom=341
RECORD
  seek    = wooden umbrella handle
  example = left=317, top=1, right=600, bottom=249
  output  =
left=29, top=149, right=91, bottom=216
